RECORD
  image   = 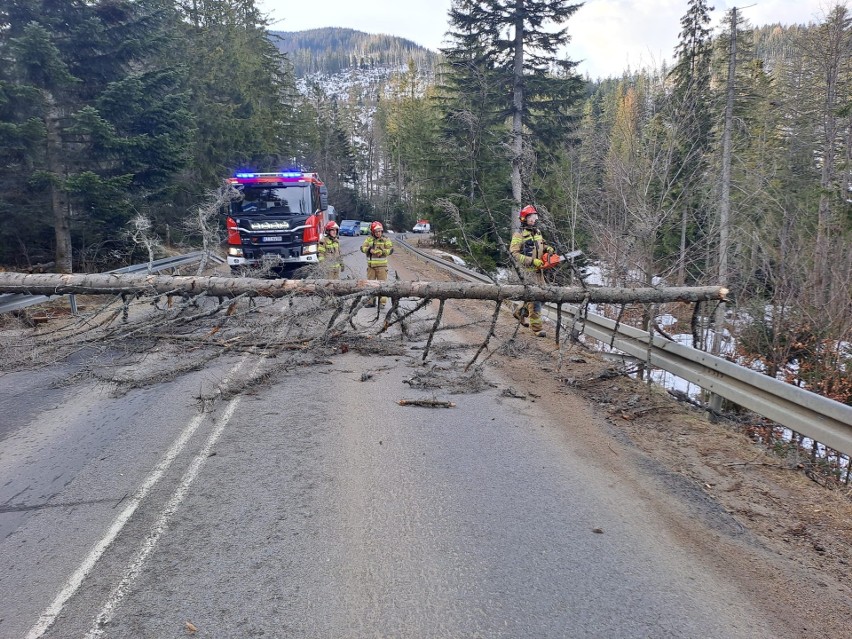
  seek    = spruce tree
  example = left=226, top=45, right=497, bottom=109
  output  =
left=0, top=0, right=193, bottom=271
left=436, top=30, right=507, bottom=204
left=174, top=0, right=298, bottom=185
left=669, top=0, right=715, bottom=284
left=300, top=84, right=359, bottom=215
left=444, top=0, right=583, bottom=221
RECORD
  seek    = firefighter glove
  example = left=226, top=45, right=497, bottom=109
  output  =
left=532, top=258, right=544, bottom=269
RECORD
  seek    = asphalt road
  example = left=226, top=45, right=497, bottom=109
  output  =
left=0, top=238, right=783, bottom=638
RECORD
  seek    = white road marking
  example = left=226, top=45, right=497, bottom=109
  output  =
left=84, top=395, right=242, bottom=638
left=25, top=358, right=252, bottom=639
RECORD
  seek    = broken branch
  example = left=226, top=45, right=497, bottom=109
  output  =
left=397, top=399, right=456, bottom=408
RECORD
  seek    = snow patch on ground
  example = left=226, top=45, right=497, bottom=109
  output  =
left=432, top=250, right=466, bottom=267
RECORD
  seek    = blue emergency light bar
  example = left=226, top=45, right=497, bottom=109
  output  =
left=234, top=171, right=300, bottom=178
left=233, top=170, right=308, bottom=179
left=229, top=170, right=322, bottom=186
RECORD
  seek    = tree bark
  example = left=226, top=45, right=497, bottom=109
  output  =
left=811, top=6, right=850, bottom=306
left=510, top=0, right=525, bottom=229
left=0, top=272, right=728, bottom=305
left=44, top=91, right=73, bottom=274
left=714, top=7, right=736, bottom=360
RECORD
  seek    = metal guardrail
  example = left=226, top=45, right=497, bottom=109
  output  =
left=0, top=292, right=52, bottom=314
left=398, top=239, right=852, bottom=457
left=0, top=251, right=224, bottom=316
left=108, top=251, right=224, bottom=274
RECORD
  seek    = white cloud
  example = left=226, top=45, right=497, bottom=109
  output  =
left=714, top=0, right=830, bottom=27
left=569, top=0, right=834, bottom=79
left=569, top=0, right=685, bottom=78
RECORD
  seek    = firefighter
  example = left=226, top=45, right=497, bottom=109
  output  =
left=360, top=221, right=394, bottom=307
left=318, top=221, right=342, bottom=278
left=509, top=205, right=556, bottom=337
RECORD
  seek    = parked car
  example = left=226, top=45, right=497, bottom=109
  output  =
left=359, top=221, right=371, bottom=235
left=412, top=219, right=431, bottom=233
left=339, top=220, right=361, bottom=236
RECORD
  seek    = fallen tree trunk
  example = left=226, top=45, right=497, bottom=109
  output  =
left=0, top=272, right=728, bottom=304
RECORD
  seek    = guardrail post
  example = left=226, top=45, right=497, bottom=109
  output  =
left=69, top=294, right=78, bottom=316
left=708, top=392, right=723, bottom=416
left=708, top=300, right=726, bottom=417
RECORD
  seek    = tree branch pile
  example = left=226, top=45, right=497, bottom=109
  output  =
left=0, top=271, right=729, bottom=408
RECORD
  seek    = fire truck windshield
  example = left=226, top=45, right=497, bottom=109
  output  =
left=234, top=185, right=311, bottom=215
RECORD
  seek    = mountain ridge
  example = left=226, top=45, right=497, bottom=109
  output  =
left=270, top=27, right=438, bottom=78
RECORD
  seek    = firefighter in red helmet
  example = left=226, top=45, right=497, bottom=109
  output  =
left=360, top=221, right=394, bottom=307
left=318, top=221, right=342, bottom=278
left=509, top=205, right=555, bottom=337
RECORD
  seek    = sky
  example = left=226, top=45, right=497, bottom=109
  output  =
left=257, top=0, right=836, bottom=79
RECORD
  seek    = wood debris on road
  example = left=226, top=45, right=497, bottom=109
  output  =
left=397, top=399, right=456, bottom=408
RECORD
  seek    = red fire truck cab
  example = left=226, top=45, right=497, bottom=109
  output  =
left=224, top=170, right=331, bottom=276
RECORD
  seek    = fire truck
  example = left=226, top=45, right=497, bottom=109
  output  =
left=224, top=170, right=332, bottom=275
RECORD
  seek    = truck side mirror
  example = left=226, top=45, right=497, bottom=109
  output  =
left=319, top=185, right=329, bottom=210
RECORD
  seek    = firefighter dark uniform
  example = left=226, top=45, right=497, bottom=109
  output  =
left=360, top=221, right=393, bottom=306
left=318, top=221, right=342, bottom=278
left=509, top=205, right=554, bottom=337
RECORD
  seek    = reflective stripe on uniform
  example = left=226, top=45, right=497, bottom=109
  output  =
left=318, top=238, right=340, bottom=261
left=361, top=236, right=393, bottom=267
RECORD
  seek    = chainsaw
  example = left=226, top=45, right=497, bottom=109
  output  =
left=538, top=249, right=583, bottom=270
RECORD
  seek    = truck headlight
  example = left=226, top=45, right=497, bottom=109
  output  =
left=227, top=247, right=244, bottom=257
left=303, top=244, right=317, bottom=254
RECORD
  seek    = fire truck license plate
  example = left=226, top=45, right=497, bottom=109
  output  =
left=261, top=236, right=283, bottom=242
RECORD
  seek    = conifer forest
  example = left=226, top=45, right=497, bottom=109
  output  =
left=0, top=0, right=850, bottom=405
